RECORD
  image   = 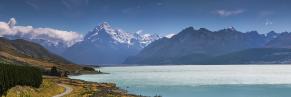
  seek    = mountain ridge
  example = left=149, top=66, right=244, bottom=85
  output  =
left=63, top=22, right=160, bottom=64
left=0, top=37, right=87, bottom=72
left=124, top=27, right=291, bottom=65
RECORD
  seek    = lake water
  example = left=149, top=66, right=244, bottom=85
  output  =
left=70, top=65, right=291, bottom=97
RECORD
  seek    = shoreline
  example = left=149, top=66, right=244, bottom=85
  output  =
left=64, top=76, right=142, bottom=97
left=95, top=64, right=291, bottom=68
left=68, top=70, right=142, bottom=97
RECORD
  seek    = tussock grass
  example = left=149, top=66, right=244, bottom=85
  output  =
left=4, top=78, right=64, bottom=97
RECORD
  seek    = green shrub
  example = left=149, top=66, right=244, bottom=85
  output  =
left=82, top=67, right=95, bottom=71
left=50, top=66, right=59, bottom=76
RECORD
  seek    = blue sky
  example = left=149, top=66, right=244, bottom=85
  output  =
left=0, top=0, right=291, bottom=35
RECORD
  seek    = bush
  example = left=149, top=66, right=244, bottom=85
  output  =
left=50, top=66, right=59, bottom=76
left=0, top=62, right=42, bottom=96
left=49, top=66, right=69, bottom=77
left=82, top=67, right=95, bottom=71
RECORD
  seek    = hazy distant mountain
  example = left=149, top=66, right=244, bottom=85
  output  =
left=63, top=22, right=160, bottom=64
left=266, top=31, right=280, bottom=41
left=204, top=48, right=291, bottom=64
left=265, top=32, right=291, bottom=48
left=124, top=27, right=275, bottom=64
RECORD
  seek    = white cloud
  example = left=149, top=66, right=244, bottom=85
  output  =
left=265, top=18, right=273, bottom=26
left=7, top=18, right=16, bottom=28
left=0, top=22, right=12, bottom=33
left=136, top=30, right=143, bottom=34
left=0, top=18, right=83, bottom=47
left=165, top=33, right=175, bottom=38
left=215, top=9, right=245, bottom=17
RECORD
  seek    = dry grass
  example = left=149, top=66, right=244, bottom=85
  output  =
left=4, top=78, right=65, bottom=97
left=53, top=76, right=141, bottom=97
left=3, top=76, right=141, bottom=97
left=0, top=52, right=83, bottom=72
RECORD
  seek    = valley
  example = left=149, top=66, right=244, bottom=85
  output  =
left=1, top=1, right=291, bottom=96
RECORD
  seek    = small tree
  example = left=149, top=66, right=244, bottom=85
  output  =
left=50, top=66, right=59, bottom=76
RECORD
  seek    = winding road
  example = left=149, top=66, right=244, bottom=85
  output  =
left=52, top=84, right=73, bottom=97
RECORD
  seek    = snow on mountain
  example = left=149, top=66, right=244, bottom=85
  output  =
left=63, top=22, right=160, bottom=64
left=85, top=22, right=160, bottom=48
left=0, top=18, right=159, bottom=59
left=137, top=33, right=160, bottom=47
left=165, top=33, right=176, bottom=38
left=86, top=22, right=133, bottom=44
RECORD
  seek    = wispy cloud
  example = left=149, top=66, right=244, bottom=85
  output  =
left=25, top=0, right=40, bottom=10
left=0, top=18, right=83, bottom=47
left=265, top=18, right=273, bottom=26
left=61, top=0, right=89, bottom=18
left=214, top=9, right=245, bottom=17
left=61, top=0, right=89, bottom=10
left=136, top=30, right=143, bottom=34
left=259, top=11, right=274, bottom=17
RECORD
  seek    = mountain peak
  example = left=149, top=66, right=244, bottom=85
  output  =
left=217, top=26, right=239, bottom=33
left=226, top=26, right=236, bottom=31
left=85, top=22, right=115, bottom=40
left=198, top=28, right=211, bottom=32
left=94, top=22, right=113, bottom=32
left=184, top=26, right=195, bottom=31
left=179, top=27, right=195, bottom=34
left=85, top=22, right=160, bottom=47
left=268, top=31, right=277, bottom=34
left=99, top=22, right=111, bottom=29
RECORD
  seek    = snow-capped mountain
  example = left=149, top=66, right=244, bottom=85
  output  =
left=137, top=33, right=160, bottom=47
left=164, top=33, right=176, bottom=38
left=84, top=22, right=159, bottom=48
left=0, top=18, right=160, bottom=64
left=63, top=22, right=160, bottom=64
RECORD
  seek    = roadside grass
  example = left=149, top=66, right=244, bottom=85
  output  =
left=60, top=78, right=99, bottom=97
left=4, top=78, right=64, bottom=97
left=3, top=76, right=141, bottom=97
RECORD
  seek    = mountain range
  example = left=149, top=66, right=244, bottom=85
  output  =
left=63, top=22, right=160, bottom=64
left=2, top=18, right=291, bottom=65
left=0, top=18, right=160, bottom=65
left=124, top=27, right=291, bottom=64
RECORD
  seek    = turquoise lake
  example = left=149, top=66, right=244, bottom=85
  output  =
left=70, top=65, right=291, bottom=97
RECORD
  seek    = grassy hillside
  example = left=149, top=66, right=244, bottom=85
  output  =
left=5, top=78, right=64, bottom=97
left=5, top=76, right=141, bottom=97
left=0, top=37, right=93, bottom=73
